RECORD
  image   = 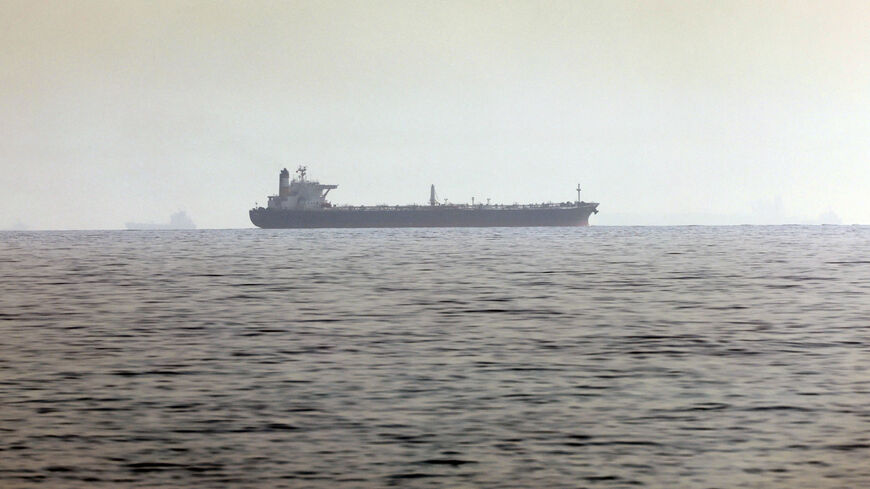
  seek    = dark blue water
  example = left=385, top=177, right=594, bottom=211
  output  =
left=2, top=226, right=869, bottom=488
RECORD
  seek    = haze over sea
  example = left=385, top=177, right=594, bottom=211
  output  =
left=2, top=226, right=869, bottom=488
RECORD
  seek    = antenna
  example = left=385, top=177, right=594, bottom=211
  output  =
left=297, top=166, right=307, bottom=181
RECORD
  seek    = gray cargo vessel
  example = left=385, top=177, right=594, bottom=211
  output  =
left=250, top=167, right=598, bottom=229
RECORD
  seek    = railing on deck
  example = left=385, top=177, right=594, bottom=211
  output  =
left=328, top=202, right=588, bottom=211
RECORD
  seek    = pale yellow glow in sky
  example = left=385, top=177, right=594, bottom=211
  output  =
left=2, top=1, right=869, bottom=228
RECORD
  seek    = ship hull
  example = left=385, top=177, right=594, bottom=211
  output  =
left=250, top=204, right=598, bottom=229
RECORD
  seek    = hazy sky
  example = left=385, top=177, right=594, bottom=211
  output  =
left=2, top=0, right=869, bottom=229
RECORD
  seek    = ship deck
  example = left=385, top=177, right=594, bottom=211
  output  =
left=325, top=202, right=595, bottom=211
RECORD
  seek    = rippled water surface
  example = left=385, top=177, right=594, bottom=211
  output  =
left=2, top=226, right=869, bottom=488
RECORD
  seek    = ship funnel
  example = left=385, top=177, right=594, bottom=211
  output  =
left=279, top=168, right=291, bottom=197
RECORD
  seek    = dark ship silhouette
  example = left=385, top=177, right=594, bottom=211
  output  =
left=250, top=166, right=598, bottom=229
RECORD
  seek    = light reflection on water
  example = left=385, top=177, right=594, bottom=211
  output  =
left=1, top=226, right=869, bottom=488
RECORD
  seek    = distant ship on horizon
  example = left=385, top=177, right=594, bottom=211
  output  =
left=250, top=167, right=599, bottom=229
left=126, top=211, right=196, bottom=230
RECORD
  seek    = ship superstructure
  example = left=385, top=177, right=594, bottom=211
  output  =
left=251, top=166, right=599, bottom=228
left=267, top=166, right=337, bottom=210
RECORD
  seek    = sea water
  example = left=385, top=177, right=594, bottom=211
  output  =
left=1, top=226, right=869, bottom=488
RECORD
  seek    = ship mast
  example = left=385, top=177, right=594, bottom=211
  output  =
left=429, top=184, right=438, bottom=206
left=576, top=184, right=582, bottom=202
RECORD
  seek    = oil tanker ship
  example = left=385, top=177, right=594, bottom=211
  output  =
left=249, top=167, right=599, bottom=229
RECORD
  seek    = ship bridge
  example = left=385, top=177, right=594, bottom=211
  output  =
left=268, top=166, right=337, bottom=210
